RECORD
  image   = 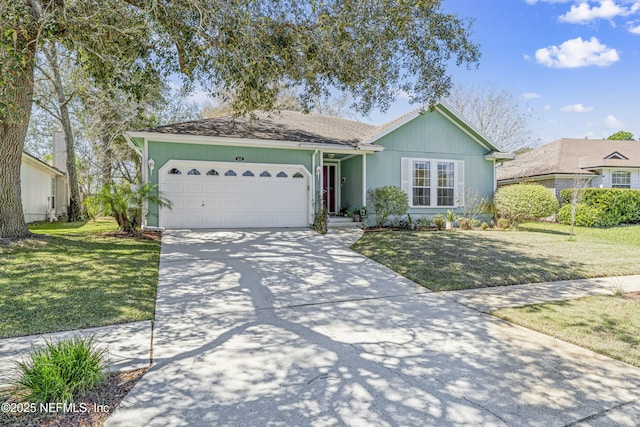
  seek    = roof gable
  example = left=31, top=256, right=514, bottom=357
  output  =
left=604, top=151, right=628, bottom=160
left=21, top=151, right=64, bottom=176
left=364, top=102, right=505, bottom=153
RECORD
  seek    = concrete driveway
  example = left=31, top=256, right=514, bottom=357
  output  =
left=107, top=229, right=640, bottom=426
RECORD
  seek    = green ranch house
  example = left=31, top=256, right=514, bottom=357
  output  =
left=125, top=103, right=513, bottom=229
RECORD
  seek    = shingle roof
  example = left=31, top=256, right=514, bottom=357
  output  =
left=140, top=110, right=379, bottom=147
left=497, top=138, right=640, bottom=181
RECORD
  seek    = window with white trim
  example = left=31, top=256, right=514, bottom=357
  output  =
left=612, top=171, right=631, bottom=188
left=401, top=158, right=464, bottom=207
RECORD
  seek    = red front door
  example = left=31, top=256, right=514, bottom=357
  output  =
left=322, top=165, right=337, bottom=213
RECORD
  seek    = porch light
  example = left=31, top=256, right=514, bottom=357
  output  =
left=316, top=166, right=322, bottom=176
left=147, top=158, right=155, bottom=173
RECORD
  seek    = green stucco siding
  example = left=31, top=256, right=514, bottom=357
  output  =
left=366, top=111, right=495, bottom=217
left=146, top=141, right=314, bottom=226
left=340, top=156, right=363, bottom=211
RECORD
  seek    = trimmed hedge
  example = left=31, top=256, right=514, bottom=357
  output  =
left=494, top=184, right=559, bottom=227
left=559, top=188, right=640, bottom=226
left=557, top=203, right=607, bottom=227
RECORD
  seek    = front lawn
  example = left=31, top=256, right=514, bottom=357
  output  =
left=0, top=219, right=161, bottom=338
left=352, top=222, right=640, bottom=291
left=492, top=294, right=640, bottom=367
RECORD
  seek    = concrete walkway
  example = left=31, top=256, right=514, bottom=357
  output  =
left=106, top=229, right=640, bottom=427
left=0, top=321, right=152, bottom=387
left=444, top=275, right=640, bottom=313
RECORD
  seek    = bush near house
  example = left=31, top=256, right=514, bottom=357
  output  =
left=559, top=188, right=640, bottom=226
left=493, top=184, right=559, bottom=228
left=557, top=203, right=606, bottom=227
left=367, top=186, right=409, bottom=228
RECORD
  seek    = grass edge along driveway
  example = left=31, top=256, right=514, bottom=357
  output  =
left=352, top=222, right=640, bottom=291
left=0, top=219, right=160, bottom=339
left=492, top=294, right=640, bottom=368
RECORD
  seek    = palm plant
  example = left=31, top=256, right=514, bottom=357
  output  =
left=85, top=182, right=171, bottom=233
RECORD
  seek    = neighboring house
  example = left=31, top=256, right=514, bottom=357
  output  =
left=125, top=102, right=512, bottom=229
left=497, top=138, right=640, bottom=197
left=21, top=151, right=68, bottom=223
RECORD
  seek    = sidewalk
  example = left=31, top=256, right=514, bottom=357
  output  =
left=0, top=321, right=152, bottom=387
left=442, top=274, right=640, bottom=313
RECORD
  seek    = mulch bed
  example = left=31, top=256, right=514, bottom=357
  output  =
left=101, top=230, right=162, bottom=242
left=0, top=368, right=147, bottom=427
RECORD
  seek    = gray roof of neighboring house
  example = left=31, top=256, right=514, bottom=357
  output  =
left=140, top=110, right=380, bottom=147
left=497, top=138, right=640, bottom=181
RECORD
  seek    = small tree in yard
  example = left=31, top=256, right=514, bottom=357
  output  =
left=493, top=184, right=559, bottom=229
left=85, top=182, right=171, bottom=233
left=368, top=186, right=409, bottom=228
left=567, top=177, right=592, bottom=238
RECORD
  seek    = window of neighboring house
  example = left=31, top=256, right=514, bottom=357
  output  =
left=402, top=158, right=464, bottom=208
left=612, top=171, right=631, bottom=188
left=51, top=177, right=56, bottom=209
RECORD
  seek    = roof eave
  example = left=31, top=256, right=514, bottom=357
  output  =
left=484, top=152, right=516, bottom=161
left=125, top=131, right=382, bottom=152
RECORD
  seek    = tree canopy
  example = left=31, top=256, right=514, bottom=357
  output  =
left=1, top=0, right=480, bottom=239
left=607, top=131, right=634, bottom=141
left=445, top=83, right=535, bottom=152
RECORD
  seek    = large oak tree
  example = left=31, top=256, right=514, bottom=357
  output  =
left=1, top=0, right=479, bottom=239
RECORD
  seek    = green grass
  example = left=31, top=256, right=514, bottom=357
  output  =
left=493, top=295, right=640, bottom=367
left=352, top=222, right=640, bottom=291
left=0, top=219, right=160, bottom=338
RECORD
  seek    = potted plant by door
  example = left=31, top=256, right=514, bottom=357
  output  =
left=353, top=207, right=361, bottom=222
left=445, top=210, right=456, bottom=230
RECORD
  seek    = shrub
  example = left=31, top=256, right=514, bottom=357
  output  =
left=84, top=182, right=172, bottom=233
left=494, top=184, right=559, bottom=228
left=560, top=188, right=640, bottom=225
left=480, top=221, right=489, bottom=230
left=497, top=218, right=511, bottom=229
left=415, top=216, right=431, bottom=229
left=367, top=186, right=409, bottom=228
left=557, top=203, right=605, bottom=227
left=433, top=214, right=445, bottom=229
left=459, top=218, right=474, bottom=230
left=13, top=336, right=107, bottom=404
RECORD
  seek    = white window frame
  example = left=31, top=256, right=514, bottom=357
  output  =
left=612, top=171, right=631, bottom=189
left=401, top=158, right=465, bottom=208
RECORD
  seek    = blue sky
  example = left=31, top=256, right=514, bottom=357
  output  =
left=365, top=0, right=640, bottom=145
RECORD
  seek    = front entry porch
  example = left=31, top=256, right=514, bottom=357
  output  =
left=319, top=152, right=367, bottom=216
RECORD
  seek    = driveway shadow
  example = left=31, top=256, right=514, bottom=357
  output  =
left=106, top=229, right=640, bottom=427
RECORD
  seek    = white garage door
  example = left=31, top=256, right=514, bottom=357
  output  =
left=158, top=160, right=310, bottom=228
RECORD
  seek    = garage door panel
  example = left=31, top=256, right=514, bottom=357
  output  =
left=160, top=161, right=309, bottom=228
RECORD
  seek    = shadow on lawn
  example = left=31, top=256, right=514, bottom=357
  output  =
left=0, top=234, right=159, bottom=338
left=353, top=230, right=588, bottom=291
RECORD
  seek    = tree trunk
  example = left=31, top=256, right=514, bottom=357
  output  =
left=46, top=44, right=83, bottom=221
left=101, top=134, right=113, bottom=186
left=0, top=56, right=35, bottom=240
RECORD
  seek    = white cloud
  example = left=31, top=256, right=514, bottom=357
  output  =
left=559, top=1, right=632, bottom=24
left=522, top=92, right=541, bottom=99
left=535, top=37, right=619, bottom=68
left=561, top=103, right=594, bottom=112
left=604, top=114, right=624, bottom=128
left=544, top=105, right=551, bottom=111
left=630, top=24, right=640, bottom=34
